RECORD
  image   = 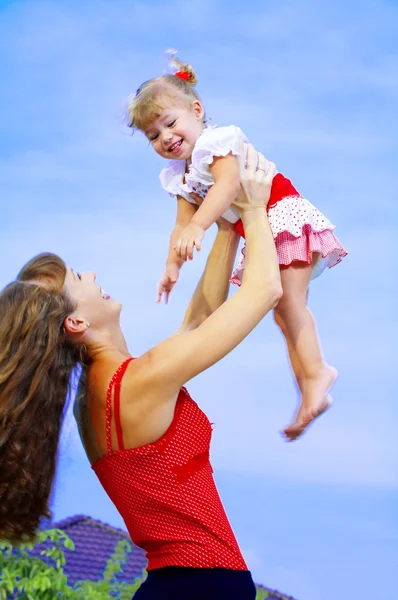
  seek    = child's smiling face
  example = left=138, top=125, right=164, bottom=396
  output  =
left=144, top=101, right=204, bottom=161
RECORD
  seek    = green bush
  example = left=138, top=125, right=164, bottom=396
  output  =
left=0, top=529, right=268, bottom=599
left=0, top=529, right=143, bottom=599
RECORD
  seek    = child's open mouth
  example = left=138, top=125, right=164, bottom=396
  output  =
left=169, top=139, right=183, bottom=154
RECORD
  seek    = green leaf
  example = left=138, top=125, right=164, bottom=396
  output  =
left=63, top=537, right=75, bottom=551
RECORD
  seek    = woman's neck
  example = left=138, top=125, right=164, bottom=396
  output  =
left=87, top=326, right=130, bottom=363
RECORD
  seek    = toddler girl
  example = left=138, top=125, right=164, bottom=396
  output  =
left=127, top=53, right=347, bottom=441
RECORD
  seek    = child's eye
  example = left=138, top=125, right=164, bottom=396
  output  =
left=149, top=133, right=158, bottom=141
left=167, top=120, right=176, bottom=128
left=77, top=273, right=82, bottom=280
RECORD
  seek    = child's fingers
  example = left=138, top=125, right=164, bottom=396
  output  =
left=181, top=239, right=187, bottom=260
left=194, top=237, right=202, bottom=252
left=168, top=263, right=180, bottom=281
left=156, top=279, right=166, bottom=303
left=180, top=239, right=188, bottom=261
left=187, top=241, right=194, bottom=261
left=174, top=236, right=183, bottom=257
left=157, top=273, right=171, bottom=303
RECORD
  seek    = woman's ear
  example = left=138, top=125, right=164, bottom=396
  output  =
left=64, top=315, right=90, bottom=335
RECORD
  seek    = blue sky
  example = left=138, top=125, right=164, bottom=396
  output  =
left=0, top=0, right=397, bottom=599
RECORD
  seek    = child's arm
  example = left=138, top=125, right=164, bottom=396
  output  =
left=157, top=196, right=198, bottom=303
left=175, top=154, right=240, bottom=261
left=167, top=196, right=198, bottom=266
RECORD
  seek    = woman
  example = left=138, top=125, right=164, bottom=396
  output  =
left=0, top=144, right=282, bottom=600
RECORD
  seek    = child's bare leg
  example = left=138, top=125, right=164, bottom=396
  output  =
left=274, top=261, right=337, bottom=440
left=274, top=310, right=306, bottom=394
left=274, top=307, right=333, bottom=440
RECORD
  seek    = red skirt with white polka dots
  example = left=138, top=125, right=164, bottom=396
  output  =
left=231, top=174, right=347, bottom=285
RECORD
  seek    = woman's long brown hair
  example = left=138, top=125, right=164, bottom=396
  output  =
left=0, top=253, right=84, bottom=543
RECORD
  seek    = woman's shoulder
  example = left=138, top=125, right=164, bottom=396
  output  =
left=89, top=352, right=178, bottom=403
left=86, top=355, right=134, bottom=398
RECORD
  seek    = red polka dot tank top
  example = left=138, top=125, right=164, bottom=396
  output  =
left=91, top=358, right=248, bottom=572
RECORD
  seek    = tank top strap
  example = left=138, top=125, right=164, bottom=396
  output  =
left=106, top=357, right=134, bottom=453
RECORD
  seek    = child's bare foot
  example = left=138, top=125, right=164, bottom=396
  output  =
left=282, top=365, right=338, bottom=442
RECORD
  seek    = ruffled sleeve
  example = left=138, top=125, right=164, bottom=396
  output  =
left=186, top=125, right=248, bottom=188
left=159, top=161, right=186, bottom=198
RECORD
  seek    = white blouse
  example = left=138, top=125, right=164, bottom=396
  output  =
left=159, top=125, right=261, bottom=223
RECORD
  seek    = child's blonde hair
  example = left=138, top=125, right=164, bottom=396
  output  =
left=127, top=56, right=206, bottom=132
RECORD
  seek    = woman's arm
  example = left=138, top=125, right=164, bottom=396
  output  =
left=145, top=210, right=281, bottom=389
left=137, top=147, right=282, bottom=393
left=178, top=219, right=240, bottom=333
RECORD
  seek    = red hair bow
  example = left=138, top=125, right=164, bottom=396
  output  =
left=174, top=70, right=190, bottom=81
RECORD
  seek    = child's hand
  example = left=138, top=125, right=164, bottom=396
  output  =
left=175, top=222, right=205, bottom=261
left=157, top=263, right=181, bottom=304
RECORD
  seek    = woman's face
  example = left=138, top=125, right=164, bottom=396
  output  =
left=63, top=268, right=121, bottom=333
